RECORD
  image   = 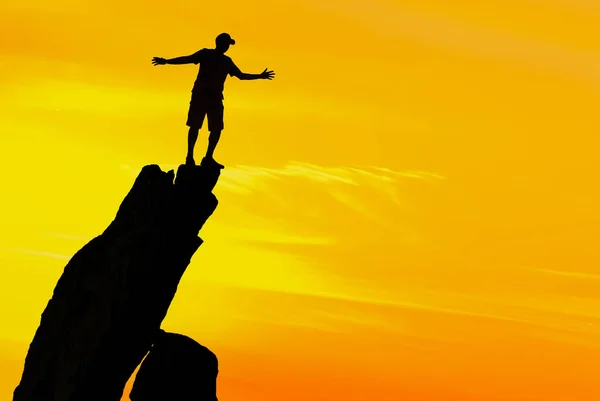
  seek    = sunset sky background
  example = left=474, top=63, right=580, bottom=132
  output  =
left=2, top=0, right=600, bottom=400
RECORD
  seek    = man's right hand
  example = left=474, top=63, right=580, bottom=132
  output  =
left=260, top=68, right=275, bottom=80
left=152, top=57, right=167, bottom=66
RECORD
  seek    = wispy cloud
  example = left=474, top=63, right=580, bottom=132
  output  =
left=41, top=232, right=89, bottom=241
left=2, top=247, right=71, bottom=260
left=526, top=267, right=600, bottom=281
left=217, top=162, right=444, bottom=223
left=121, top=162, right=444, bottom=241
left=219, top=162, right=444, bottom=185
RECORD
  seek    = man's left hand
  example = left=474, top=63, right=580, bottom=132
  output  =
left=260, top=68, right=275, bottom=80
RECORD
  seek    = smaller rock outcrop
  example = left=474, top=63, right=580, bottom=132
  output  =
left=130, top=330, right=219, bottom=401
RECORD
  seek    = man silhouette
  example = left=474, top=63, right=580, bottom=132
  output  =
left=152, top=33, right=275, bottom=168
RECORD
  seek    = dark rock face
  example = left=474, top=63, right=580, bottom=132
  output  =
left=13, top=164, right=220, bottom=401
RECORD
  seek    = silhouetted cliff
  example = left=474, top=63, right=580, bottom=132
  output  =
left=13, top=164, right=220, bottom=401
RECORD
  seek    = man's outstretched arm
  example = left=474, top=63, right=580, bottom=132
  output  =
left=151, top=55, right=197, bottom=66
left=233, top=68, right=275, bottom=80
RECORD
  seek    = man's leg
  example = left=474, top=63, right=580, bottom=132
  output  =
left=185, top=91, right=206, bottom=166
left=202, top=101, right=225, bottom=168
left=202, top=130, right=224, bottom=168
left=187, top=126, right=200, bottom=164
left=205, top=130, right=221, bottom=160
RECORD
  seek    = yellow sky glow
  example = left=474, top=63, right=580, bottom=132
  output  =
left=1, top=1, right=600, bottom=400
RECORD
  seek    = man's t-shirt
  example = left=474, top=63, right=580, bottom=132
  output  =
left=190, top=48, right=241, bottom=100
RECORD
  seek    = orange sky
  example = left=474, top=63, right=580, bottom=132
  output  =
left=1, top=1, right=600, bottom=400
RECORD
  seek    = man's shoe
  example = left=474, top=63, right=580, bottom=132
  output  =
left=201, top=157, right=224, bottom=169
left=212, top=158, right=225, bottom=169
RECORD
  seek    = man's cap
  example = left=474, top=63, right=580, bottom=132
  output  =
left=216, top=32, right=235, bottom=45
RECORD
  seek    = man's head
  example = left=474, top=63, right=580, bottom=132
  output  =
left=215, top=33, right=235, bottom=53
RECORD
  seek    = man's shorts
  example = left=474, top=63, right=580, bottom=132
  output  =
left=186, top=92, right=224, bottom=131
